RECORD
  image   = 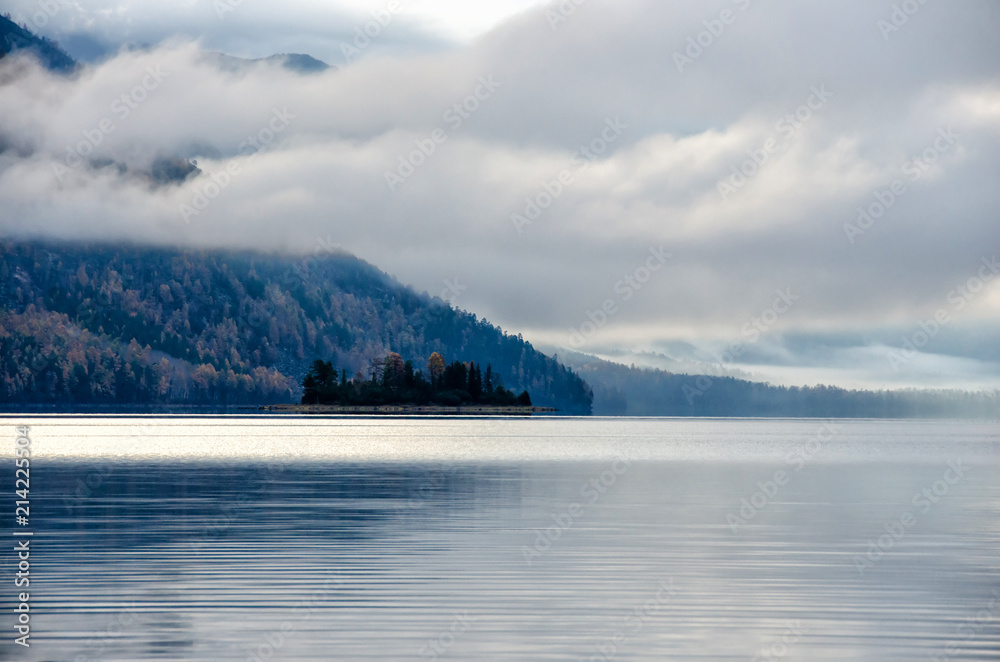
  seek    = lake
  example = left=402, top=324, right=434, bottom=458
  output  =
left=1, top=416, right=998, bottom=660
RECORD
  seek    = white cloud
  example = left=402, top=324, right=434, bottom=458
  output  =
left=2, top=0, right=999, bottom=390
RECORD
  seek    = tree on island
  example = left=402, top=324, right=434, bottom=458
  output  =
left=427, top=352, right=445, bottom=384
left=301, top=352, right=532, bottom=407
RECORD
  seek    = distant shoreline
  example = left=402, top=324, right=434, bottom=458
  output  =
left=0, top=403, right=558, bottom=416
left=0, top=405, right=994, bottom=420
left=260, top=404, right=558, bottom=416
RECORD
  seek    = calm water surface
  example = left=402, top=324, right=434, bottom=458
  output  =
left=1, top=416, right=998, bottom=661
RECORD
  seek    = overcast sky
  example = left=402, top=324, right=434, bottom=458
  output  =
left=1, top=0, right=999, bottom=391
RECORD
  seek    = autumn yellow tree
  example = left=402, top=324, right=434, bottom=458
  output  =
left=427, top=352, right=445, bottom=382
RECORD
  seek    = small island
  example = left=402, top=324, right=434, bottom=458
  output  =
left=264, top=352, right=553, bottom=415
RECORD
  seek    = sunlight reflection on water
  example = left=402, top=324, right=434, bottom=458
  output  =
left=1, top=416, right=997, bottom=661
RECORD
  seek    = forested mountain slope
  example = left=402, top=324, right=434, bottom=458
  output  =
left=0, top=241, right=593, bottom=412
left=558, top=350, right=998, bottom=419
left=0, top=14, right=77, bottom=73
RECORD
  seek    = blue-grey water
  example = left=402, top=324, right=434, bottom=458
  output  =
left=1, top=417, right=998, bottom=660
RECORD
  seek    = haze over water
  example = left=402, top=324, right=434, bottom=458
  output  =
left=2, top=417, right=998, bottom=660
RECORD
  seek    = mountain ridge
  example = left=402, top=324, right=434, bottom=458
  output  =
left=205, top=51, right=330, bottom=75
left=555, top=347, right=998, bottom=419
left=0, top=13, right=77, bottom=73
left=1, top=15, right=330, bottom=77
left=0, top=239, right=594, bottom=412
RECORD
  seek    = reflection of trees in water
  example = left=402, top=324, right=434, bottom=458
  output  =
left=30, top=461, right=523, bottom=552
left=1, top=461, right=522, bottom=660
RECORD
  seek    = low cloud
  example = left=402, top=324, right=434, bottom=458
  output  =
left=1, top=0, right=999, bottom=390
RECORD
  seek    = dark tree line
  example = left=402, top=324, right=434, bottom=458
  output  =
left=302, top=352, right=533, bottom=407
